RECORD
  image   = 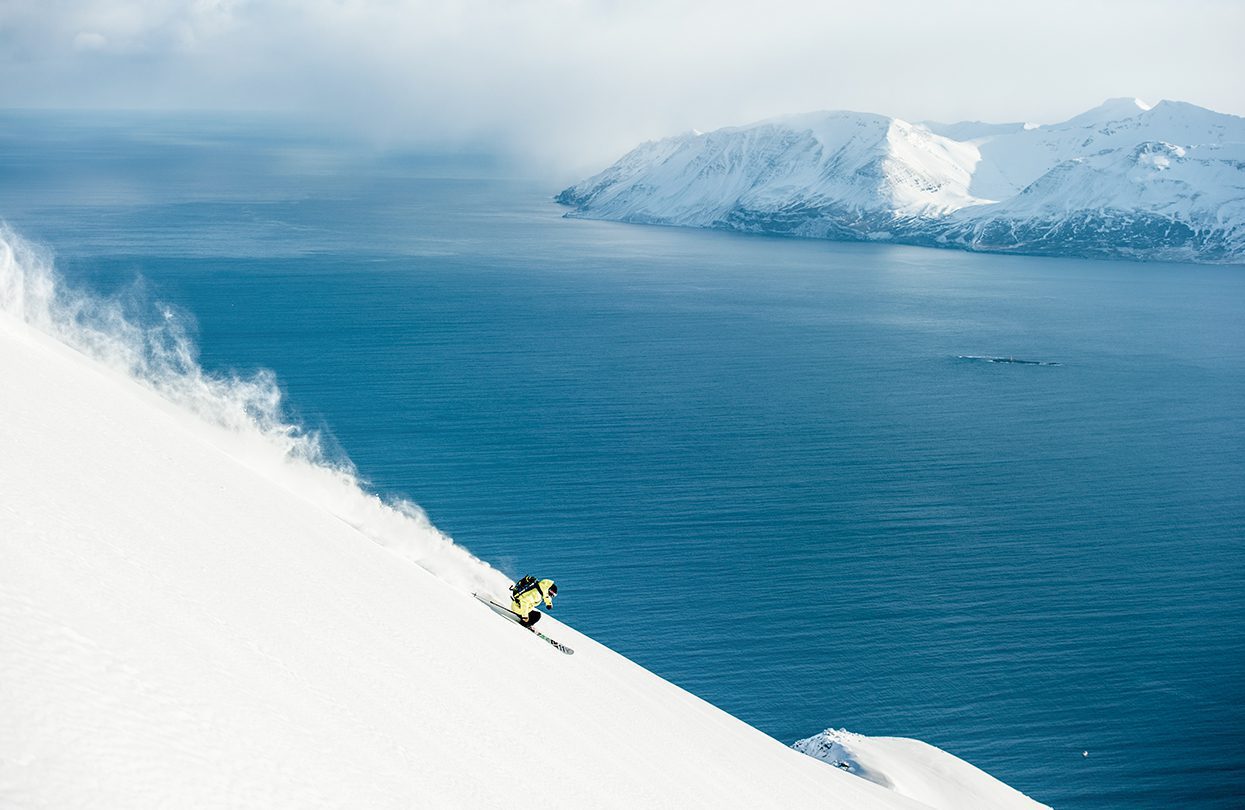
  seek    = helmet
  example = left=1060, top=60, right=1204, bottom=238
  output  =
left=548, top=583, right=558, bottom=596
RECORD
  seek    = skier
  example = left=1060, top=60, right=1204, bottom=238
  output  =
left=509, top=575, right=558, bottom=628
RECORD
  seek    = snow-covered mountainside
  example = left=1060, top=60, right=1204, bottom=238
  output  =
left=558, top=99, right=1245, bottom=264
left=0, top=227, right=1048, bottom=807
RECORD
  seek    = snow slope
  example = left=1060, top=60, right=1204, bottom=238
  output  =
left=558, top=99, right=1245, bottom=263
left=0, top=228, right=1047, bottom=808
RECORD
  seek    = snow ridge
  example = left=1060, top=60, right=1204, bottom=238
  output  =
left=0, top=225, right=507, bottom=595
left=558, top=100, right=1245, bottom=264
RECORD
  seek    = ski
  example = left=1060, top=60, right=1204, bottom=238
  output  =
left=474, top=594, right=575, bottom=655
left=533, top=630, right=574, bottom=655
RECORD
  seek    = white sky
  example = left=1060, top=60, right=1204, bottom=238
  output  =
left=2, top=0, right=1242, bottom=170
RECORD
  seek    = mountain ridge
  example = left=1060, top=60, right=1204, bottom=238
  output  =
left=557, top=99, right=1245, bottom=264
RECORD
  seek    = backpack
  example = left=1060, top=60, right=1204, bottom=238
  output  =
left=510, top=575, right=538, bottom=599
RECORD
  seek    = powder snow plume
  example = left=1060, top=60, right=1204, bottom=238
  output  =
left=0, top=223, right=507, bottom=594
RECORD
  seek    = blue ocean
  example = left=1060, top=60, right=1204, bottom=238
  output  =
left=3, top=113, right=1242, bottom=808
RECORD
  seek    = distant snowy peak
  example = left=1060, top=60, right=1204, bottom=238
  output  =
left=558, top=110, right=986, bottom=228
left=1059, top=96, right=1152, bottom=127
left=966, top=98, right=1245, bottom=199
left=559, top=99, right=1245, bottom=264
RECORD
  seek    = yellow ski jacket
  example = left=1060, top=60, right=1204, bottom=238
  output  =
left=511, top=579, right=556, bottom=618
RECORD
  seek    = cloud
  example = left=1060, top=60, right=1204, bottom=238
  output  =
left=72, top=31, right=107, bottom=51
left=2, top=0, right=1243, bottom=171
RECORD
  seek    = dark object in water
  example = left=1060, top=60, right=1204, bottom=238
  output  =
left=957, top=355, right=1061, bottom=367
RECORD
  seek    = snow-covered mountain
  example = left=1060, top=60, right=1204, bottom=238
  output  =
left=557, top=99, right=1245, bottom=264
left=0, top=227, right=1048, bottom=808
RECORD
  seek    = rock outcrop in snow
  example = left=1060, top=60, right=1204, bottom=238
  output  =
left=793, top=729, right=1049, bottom=810
left=557, top=99, right=1245, bottom=264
